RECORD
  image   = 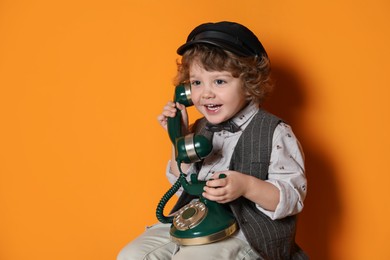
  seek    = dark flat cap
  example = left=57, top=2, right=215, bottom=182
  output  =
left=177, top=21, right=267, bottom=57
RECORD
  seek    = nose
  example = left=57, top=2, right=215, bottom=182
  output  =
left=201, top=84, right=215, bottom=99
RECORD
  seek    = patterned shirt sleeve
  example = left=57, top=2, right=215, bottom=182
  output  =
left=255, top=123, right=307, bottom=220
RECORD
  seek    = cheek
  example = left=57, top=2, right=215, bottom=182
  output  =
left=190, top=90, right=201, bottom=104
left=231, top=92, right=249, bottom=111
left=191, top=92, right=199, bottom=105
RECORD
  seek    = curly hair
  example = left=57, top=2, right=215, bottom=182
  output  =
left=173, top=44, right=273, bottom=105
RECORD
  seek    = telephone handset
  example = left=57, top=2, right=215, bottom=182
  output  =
left=156, top=84, right=238, bottom=245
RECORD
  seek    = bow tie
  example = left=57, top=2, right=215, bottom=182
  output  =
left=205, top=120, right=240, bottom=133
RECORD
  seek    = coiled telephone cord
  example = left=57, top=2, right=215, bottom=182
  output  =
left=155, top=175, right=183, bottom=223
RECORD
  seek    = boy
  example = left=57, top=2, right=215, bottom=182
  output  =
left=118, top=21, right=307, bottom=260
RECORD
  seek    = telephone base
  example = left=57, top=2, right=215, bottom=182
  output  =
left=170, top=221, right=238, bottom=246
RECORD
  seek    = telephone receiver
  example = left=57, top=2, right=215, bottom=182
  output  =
left=156, top=84, right=238, bottom=245
left=167, top=84, right=212, bottom=164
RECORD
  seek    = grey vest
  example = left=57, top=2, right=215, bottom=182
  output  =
left=172, top=109, right=308, bottom=260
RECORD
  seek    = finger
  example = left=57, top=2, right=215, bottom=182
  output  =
left=206, top=178, right=227, bottom=188
left=176, top=102, right=189, bottom=126
left=167, top=101, right=175, bottom=107
left=164, top=103, right=177, bottom=114
left=202, top=191, right=228, bottom=203
left=157, top=114, right=166, bottom=123
left=162, top=109, right=176, bottom=118
left=203, top=185, right=226, bottom=196
left=175, top=102, right=185, bottom=110
left=210, top=171, right=229, bottom=179
left=162, top=103, right=178, bottom=118
left=158, top=101, right=178, bottom=127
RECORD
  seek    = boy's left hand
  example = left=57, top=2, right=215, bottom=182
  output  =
left=202, top=171, right=248, bottom=203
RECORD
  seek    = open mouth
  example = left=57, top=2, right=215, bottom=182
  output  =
left=205, top=104, right=222, bottom=111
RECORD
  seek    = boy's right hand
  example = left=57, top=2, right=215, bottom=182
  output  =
left=157, top=101, right=189, bottom=134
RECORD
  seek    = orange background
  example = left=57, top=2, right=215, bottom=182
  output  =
left=1, top=1, right=389, bottom=259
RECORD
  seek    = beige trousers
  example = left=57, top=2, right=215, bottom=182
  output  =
left=117, top=223, right=260, bottom=260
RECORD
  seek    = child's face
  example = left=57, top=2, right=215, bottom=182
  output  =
left=189, top=62, right=248, bottom=125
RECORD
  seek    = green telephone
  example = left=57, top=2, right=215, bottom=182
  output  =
left=156, top=84, right=238, bottom=245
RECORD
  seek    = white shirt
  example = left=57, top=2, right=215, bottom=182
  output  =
left=166, top=102, right=307, bottom=220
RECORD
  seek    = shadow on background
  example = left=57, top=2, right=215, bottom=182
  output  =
left=263, top=63, right=343, bottom=260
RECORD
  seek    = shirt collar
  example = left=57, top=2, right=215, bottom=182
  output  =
left=231, top=101, right=258, bottom=131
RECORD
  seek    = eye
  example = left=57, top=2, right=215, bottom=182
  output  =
left=215, top=79, right=227, bottom=85
left=190, top=80, right=201, bottom=86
